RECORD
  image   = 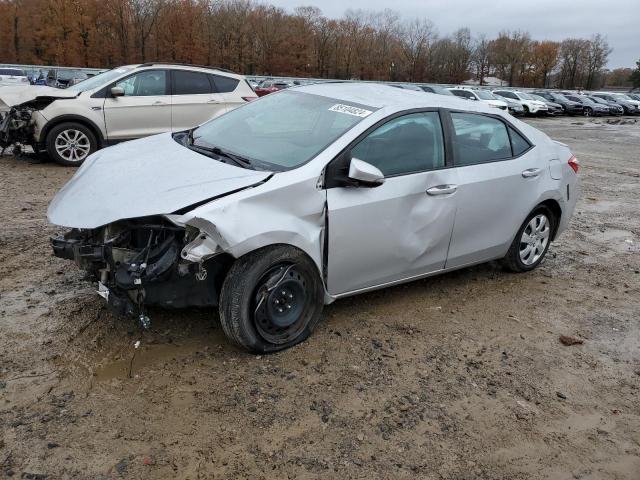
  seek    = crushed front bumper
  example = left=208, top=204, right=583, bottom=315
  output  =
left=50, top=221, right=231, bottom=320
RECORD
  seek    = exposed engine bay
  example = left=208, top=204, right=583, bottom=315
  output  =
left=0, top=95, right=69, bottom=154
left=0, top=106, right=35, bottom=154
left=50, top=216, right=232, bottom=328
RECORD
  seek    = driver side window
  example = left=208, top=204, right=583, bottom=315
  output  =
left=350, top=112, right=445, bottom=176
left=115, top=70, right=167, bottom=96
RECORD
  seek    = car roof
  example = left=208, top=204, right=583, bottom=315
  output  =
left=124, top=63, right=244, bottom=79
left=292, top=82, right=501, bottom=114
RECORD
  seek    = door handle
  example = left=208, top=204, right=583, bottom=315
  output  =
left=207, top=99, right=220, bottom=103
left=426, top=184, right=457, bottom=195
left=522, top=168, right=542, bottom=178
left=152, top=101, right=166, bottom=106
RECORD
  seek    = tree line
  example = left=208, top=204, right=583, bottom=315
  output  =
left=0, top=0, right=624, bottom=89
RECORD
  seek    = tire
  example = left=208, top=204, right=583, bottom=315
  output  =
left=523, top=105, right=530, bottom=116
left=583, top=107, right=593, bottom=117
left=502, top=206, right=556, bottom=273
left=219, top=245, right=324, bottom=353
left=46, top=122, right=97, bottom=166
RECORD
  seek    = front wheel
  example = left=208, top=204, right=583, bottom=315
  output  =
left=502, top=206, right=556, bottom=273
left=46, top=122, right=97, bottom=166
left=219, top=245, right=324, bottom=353
left=583, top=107, right=593, bottom=117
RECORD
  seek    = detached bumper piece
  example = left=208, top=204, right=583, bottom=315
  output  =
left=50, top=219, right=230, bottom=326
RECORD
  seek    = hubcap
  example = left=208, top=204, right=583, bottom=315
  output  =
left=55, top=129, right=90, bottom=162
left=519, top=214, right=550, bottom=266
left=253, top=264, right=309, bottom=344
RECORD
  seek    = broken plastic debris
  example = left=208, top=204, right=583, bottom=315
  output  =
left=134, top=340, right=141, bottom=349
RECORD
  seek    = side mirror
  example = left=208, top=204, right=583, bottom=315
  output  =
left=348, top=158, right=385, bottom=187
left=110, top=86, right=125, bottom=97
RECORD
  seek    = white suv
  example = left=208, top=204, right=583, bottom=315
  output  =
left=0, top=67, right=30, bottom=86
left=447, top=87, right=509, bottom=110
left=492, top=90, right=548, bottom=115
left=0, top=63, right=256, bottom=165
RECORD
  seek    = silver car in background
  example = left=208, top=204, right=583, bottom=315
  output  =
left=48, top=84, right=580, bottom=352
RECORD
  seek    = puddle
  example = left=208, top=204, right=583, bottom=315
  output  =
left=93, top=337, right=219, bottom=381
left=591, top=228, right=638, bottom=253
left=581, top=199, right=621, bottom=214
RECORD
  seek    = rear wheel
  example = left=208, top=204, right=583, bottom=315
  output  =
left=46, top=122, right=97, bottom=166
left=219, top=245, right=324, bottom=353
left=502, top=206, right=556, bottom=273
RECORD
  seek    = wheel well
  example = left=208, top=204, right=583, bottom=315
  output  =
left=216, top=243, right=325, bottom=298
left=42, top=117, right=104, bottom=148
left=538, top=199, right=562, bottom=240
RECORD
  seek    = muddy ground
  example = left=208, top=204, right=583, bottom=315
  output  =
left=1, top=115, right=639, bottom=480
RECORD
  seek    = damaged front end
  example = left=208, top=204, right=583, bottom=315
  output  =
left=50, top=216, right=232, bottom=327
left=0, top=106, right=35, bottom=154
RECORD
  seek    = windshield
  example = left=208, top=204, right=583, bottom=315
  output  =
left=612, top=93, right=632, bottom=101
left=577, top=95, right=595, bottom=104
left=474, top=90, right=495, bottom=100
left=530, top=94, right=546, bottom=102
left=192, top=90, right=373, bottom=170
left=553, top=94, right=570, bottom=102
left=432, top=86, right=454, bottom=96
left=67, top=67, right=133, bottom=93
left=518, top=92, right=534, bottom=100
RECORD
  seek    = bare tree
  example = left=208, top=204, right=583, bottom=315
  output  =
left=399, top=18, right=434, bottom=81
left=472, top=34, right=491, bottom=85
left=584, top=34, right=612, bottom=89
left=131, top=0, right=164, bottom=62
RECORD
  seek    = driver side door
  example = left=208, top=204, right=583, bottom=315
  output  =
left=326, top=111, right=459, bottom=296
left=103, top=69, right=172, bottom=141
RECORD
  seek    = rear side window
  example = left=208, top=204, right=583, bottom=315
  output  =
left=451, top=113, right=512, bottom=165
left=0, top=69, right=25, bottom=75
left=210, top=74, right=239, bottom=93
left=508, top=127, right=531, bottom=156
left=351, top=112, right=445, bottom=176
left=172, top=70, right=212, bottom=95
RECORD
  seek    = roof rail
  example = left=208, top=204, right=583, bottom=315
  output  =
left=138, top=62, right=236, bottom=74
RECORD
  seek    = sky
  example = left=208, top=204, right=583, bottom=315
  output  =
left=268, top=0, right=639, bottom=69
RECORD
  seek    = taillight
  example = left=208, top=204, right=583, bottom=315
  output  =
left=568, top=155, right=579, bottom=173
left=242, top=96, right=257, bottom=102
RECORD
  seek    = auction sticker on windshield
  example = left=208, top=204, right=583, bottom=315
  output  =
left=328, top=104, right=373, bottom=117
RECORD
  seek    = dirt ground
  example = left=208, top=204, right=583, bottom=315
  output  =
left=1, top=115, right=639, bottom=480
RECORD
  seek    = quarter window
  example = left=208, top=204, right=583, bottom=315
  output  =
left=210, top=74, right=239, bottom=93
left=115, top=70, right=167, bottom=96
left=172, top=70, right=212, bottom=95
left=508, top=127, right=531, bottom=156
left=451, top=113, right=512, bottom=165
left=350, top=112, right=445, bottom=176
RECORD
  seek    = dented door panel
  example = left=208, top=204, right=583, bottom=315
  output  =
left=326, top=168, right=459, bottom=296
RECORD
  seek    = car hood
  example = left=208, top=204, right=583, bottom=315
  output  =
left=0, top=85, right=78, bottom=109
left=47, top=133, right=272, bottom=229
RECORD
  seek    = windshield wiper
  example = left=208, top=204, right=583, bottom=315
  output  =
left=187, top=136, right=253, bottom=168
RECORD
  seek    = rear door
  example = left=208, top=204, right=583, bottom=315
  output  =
left=103, top=69, right=171, bottom=140
left=444, top=111, right=543, bottom=268
left=326, top=111, right=459, bottom=295
left=170, top=70, right=226, bottom=131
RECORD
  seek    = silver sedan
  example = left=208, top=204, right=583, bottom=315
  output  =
left=48, top=83, right=580, bottom=352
